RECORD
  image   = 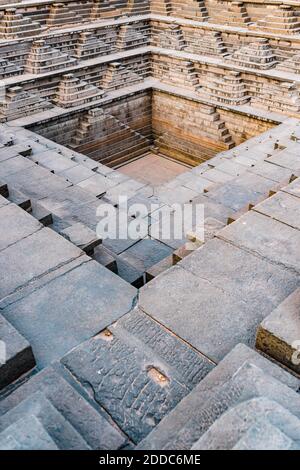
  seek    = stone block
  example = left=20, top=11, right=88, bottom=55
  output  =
left=0, top=314, right=35, bottom=390
left=62, top=308, right=214, bottom=443
left=256, top=288, right=300, bottom=374
left=2, top=260, right=136, bottom=366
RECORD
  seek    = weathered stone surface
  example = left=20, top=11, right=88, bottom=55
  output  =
left=138, top=344, right=299, bottom=450
left=0, top=314, right=35, bottom=390
left=254, top=191, right=300, bottom=230
left=0, top=227, right=83, bottom=300
left=62, top=308, right=214, bottom=443
left=0, top=392, right=90, bottom=450
left=219, top=211, right=300, bottom=274
left=256, top=288, right=300, bottom=374
left=192, top=398, right=300, bottom=450
left=0, top=367, right=127, bottom=450
left=0, top=203, right=41, bottom=252
left=2, top=260, right=136, bottom=366
left=0, top=414, right=59, bottom=450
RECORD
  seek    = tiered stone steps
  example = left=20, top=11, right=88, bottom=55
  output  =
left=101, top=61, right=143, bottom=90
left=46, top=2, right=80, bottom=28
left=54, top=73, right=104, bottom=108
left=152, top=56, right=201, bottom=91
left=210, top=1, right=251, bottom=27
left=152, top=22, right=186, bottom=50
left=25, top=40, right=78, bottom=74
left=229, top=38, right=277, bottom=70
left=251, top=81, right=300, bottom=116
left=172, top=0, right=209, bottom=22
left=277, top=53, right=300, bottom=75
left=0, top=86, right=53, bottom=122
left=0, top=58, right=22, bottom=79
left=74, top=30, right=116, bottom=60
left=150, top=0, right=173, bottom=15
left=250, top=4, right=300, bottom=35
left=72, top=108, right=152, bottom=167
left=137, top=343, right=300, bottom=449
left=0, top=8, right=43, bottom=39
left=201, top=70, right=250, bottom=106
left=116, top=22, right=150, bottom=50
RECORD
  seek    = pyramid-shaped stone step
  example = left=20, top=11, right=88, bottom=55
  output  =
left=25, top=40, right=78, bottom=75
left=124, top=0, right=151, bottom=15
left=150, top=0, right=173, bottom=15
left=184, top=29, right=228, bottom=57
left=116, top=22, right=150, bottom=50
left=74, top=30, right=113, bottom=59
left=0, top=58, right=22, bottom=79
left=192, top=397, right=300, bottom=450
left=0, top=86, right=53, bottom=122
left=211, top=1, right=251, bottom=26
left=250, top=4, right=300, bottom=35
left=0, top=367, right=127, bottom=449
left=61, top=307, right=214, bottom=444
left=154, top=23, right=186, bottom=50
left=54, top=73, right=104, bottom=108
left=256, top=287, right=300, bottom=376
left=229, top=39, right=277, bottom=70
left=201, top=70, right=250, bottom=105
left=137, top=344, right=300, bottom=449
left=101, top=61, right=143, bottom=90
left=0, top=8, right=43, bottom=39
left=277, top=53, right=300, bottom=75
left=173, top=0, right=209, bottom=21
left=90, top=0, right=127, bottom=19
left=251, top=81, right=300, bottom=115
left=0, top=392, right=91, bottom=449
left=46, top=3, right=80, bottom=28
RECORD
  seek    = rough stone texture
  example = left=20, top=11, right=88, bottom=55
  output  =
left=256, top=288, right=300, bottom=375
left=62, top=308, right=214, bottom=443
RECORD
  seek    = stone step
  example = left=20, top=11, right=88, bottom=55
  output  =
left=192, top=397, right=300, bottom=450
left=0, top=366, right=127, bottom=449
left=137, top=343, right=300, bottom=450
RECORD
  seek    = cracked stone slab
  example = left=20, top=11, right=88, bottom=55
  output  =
left=218, top=211, right=300, bottom=274
left=138, top=343, right=299, bottom=450
left=0, top=203, right=42, bottom=252
left=61, top=308, right=214, bottom=443
left=254, top=191, right=300, bottom=230
left=192, top=398, right=300, bottom=450
left=0, top=392, right=90, bottom=450
left=0, top=366, right=126, bottom=450
left=2, top=260, right=137, bottom=366
left=0, top=314, right=35, bottom=390
left=179, top=238, right=299, bottom=313
left=256, top=287, right=300, bottom=375
left=0, top=227, right=83, bottom=301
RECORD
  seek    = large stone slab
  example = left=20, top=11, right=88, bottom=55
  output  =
left=0, top=203, right=42, bottom=252
left=62, top=308, right=214, bottom=443
left=256, top=288, right=300, bottom=374
left=254, top=191, right=300, bottom=230
left=180, top=238, right=299, bottom=313
left=2, top=260, right=136, bottom=366
left=218, top=211, right=300, bottom=274
left=0, top=314, right=35, bottom=390
left=0, top=227, right=83, bottom=300
left=138, top=343, right=299, bottom=450
left=0, top=366, right=126, bottom=450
